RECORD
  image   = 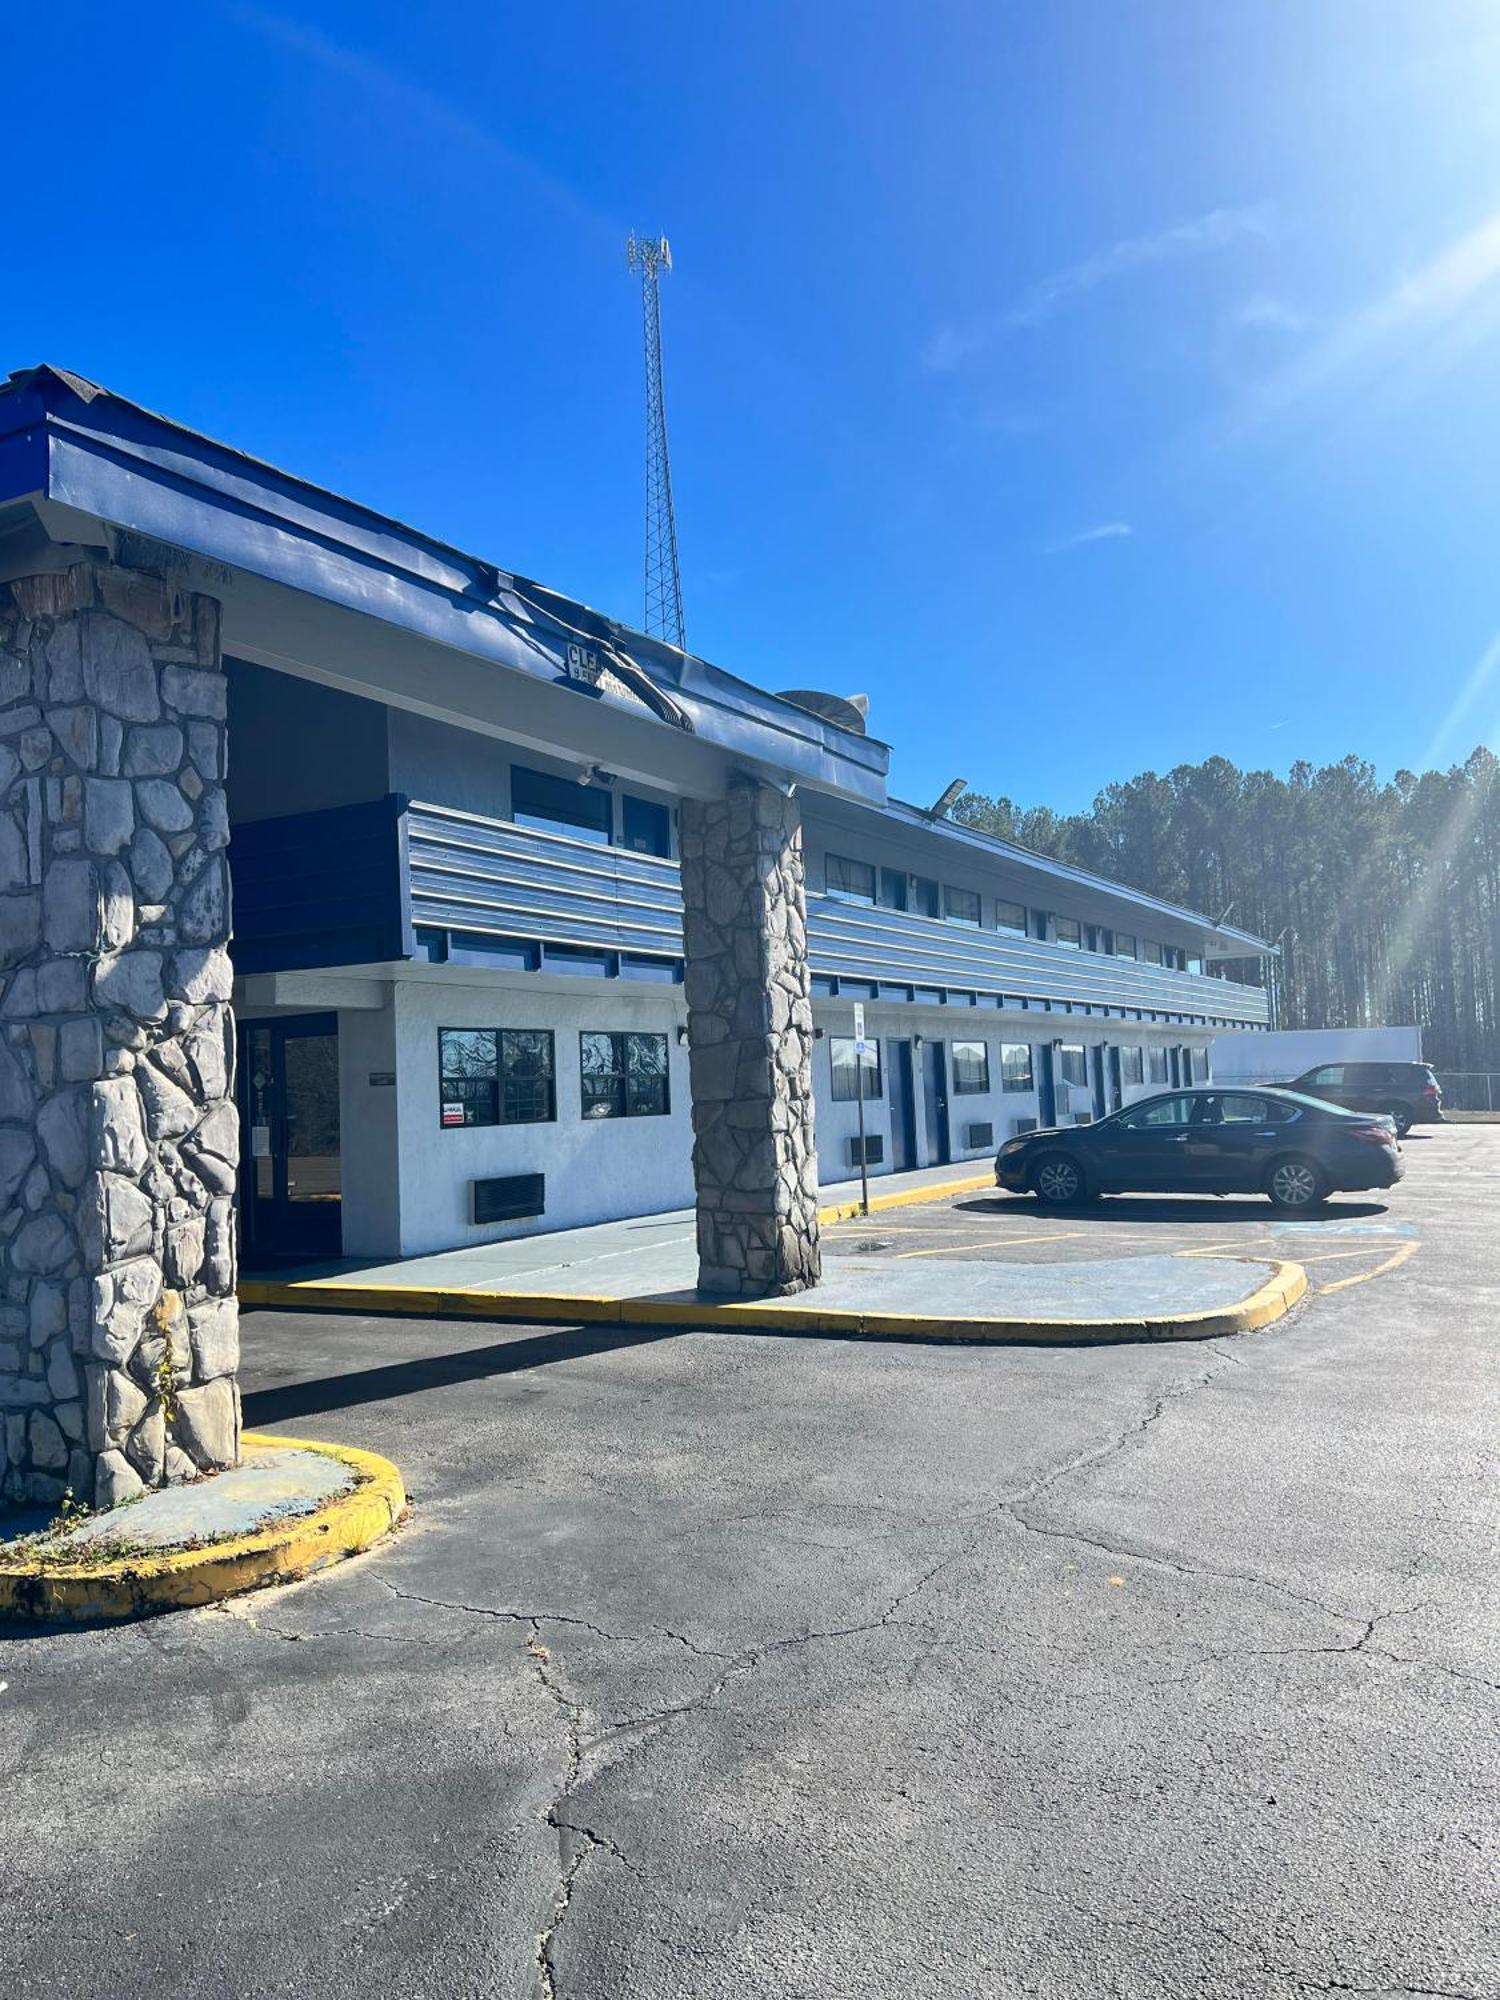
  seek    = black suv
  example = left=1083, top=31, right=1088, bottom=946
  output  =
left=1277, top=1061, right=1442, bottom=1138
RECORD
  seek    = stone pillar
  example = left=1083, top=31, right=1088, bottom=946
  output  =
left=679, top=779, right=821, bottom=1297
left=0, top=561, right=239, bottom=1510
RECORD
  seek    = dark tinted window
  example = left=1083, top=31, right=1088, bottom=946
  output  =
left=621, top=795, right=672, bottom=856
left=512, top=764, right=612, bottom=844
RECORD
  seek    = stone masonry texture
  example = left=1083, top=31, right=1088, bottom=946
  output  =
left=0, top=560, right=239, bottom=1509
left=679, top=781, right=821, bottom=1297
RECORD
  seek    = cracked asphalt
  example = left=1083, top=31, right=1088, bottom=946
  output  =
left=2, top=1126, right=1497, bottom=1999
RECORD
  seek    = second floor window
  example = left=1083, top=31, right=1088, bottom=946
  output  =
left=511, top=764, right=611, bottom=845
left=951, top=1040, right=990, bottom=1093
left=1054, top=917, right=1082, bottom=949
left=830, top=1037, right=882, bottom=1100
left=943, top=886, right=982, bottom=928
left=580, top=1031, right=670, bottom=1119
left=1116, top=934, right=1137, bottom=959
left=439, top=1028, right=556, bottom=1128
left=1142, top=939, right=1163, bottom=965
left=1000, top=1042, right=1034, bottom=1091
left=996, top=898, right=1027, bottom=937
left=825, top=853, right=876, bottom=904
left=621, top=795, right=672, bottom=857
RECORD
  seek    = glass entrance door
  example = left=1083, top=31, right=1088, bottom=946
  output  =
left=241, top=1014, right=342, bottom=1261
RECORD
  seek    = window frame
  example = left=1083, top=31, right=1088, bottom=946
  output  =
left=1120, top=1045, right=1145, bottom=1086
left=1054, top=916, right=1082, bottom=950
left=620, top=793, right=673, bottom=858
left=438, top=1027, right=557, bottom=1130
left=829, top=1036, right=882, bottom=1101
left=1058, top=1041, right=1088, bottom=1087
left=510, top=763, right=613, bottom=846
left=1147, top=1047, right=1169, bottom=1084
left=950, top=1040, right=991, bottom=1094
left=824, top=853, right=877, bottom=906
left=578, top=1030, right=671, bottom=1121
left=1115, top=933, right=1137, bottom=960
left=943, top=884, right=983, bottom=929
left=995, top=898, right=1027, bottom=938
left=1000, top=1041, right=1034, bottom=1092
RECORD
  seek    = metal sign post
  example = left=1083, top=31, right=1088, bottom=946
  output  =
left=853, top=1001, right=870, bottom=1217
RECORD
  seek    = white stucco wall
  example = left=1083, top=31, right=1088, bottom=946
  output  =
left=339, top=998, right=403, bottom=1257
left=390, top=973, right=693, bottom=1255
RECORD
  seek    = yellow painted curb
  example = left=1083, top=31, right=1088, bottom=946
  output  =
left=238, top=1260, right=1307, bottom=1349
left=0, top=1433, right=405, bottom=1624
left=816, top=1172, right=994, bottom=1225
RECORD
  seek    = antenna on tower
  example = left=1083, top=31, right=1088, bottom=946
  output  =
left=626, top=233, right=686, bottom=650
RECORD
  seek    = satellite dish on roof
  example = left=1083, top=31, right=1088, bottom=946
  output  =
left=776, top=689, right=869, bottom=736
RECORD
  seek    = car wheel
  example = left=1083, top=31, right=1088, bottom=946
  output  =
left=1032, top=1153, right=1086, bottom=1206
left=1266, top=1155, right=1328, bottom=1212
left=1382, top=1103, right=1412, bottom=1139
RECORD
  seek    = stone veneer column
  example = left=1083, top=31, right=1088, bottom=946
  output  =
left=0, top=561, right=239, bottom=1509
left=679, top=779, right=821, bottom=1297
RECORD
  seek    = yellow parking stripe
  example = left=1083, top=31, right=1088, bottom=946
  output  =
left=1317, top=1239, right=1420, bottom=1293
left=894, top=1231, right=1091, bottom=1259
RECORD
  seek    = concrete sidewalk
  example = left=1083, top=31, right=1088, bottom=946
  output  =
left=239, top=1167, right=1307, bottom=1344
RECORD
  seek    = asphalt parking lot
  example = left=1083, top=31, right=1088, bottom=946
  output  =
left=2, top=1126, right=1496, bottom=1999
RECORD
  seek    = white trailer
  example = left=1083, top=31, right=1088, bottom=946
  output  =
left=1208, top=1026, right=1423, bottom=1086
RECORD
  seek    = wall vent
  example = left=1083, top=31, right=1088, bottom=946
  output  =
left=472, top=1173, right=545, bottom=1225
left=965, top=1121, right=995, bottom=1149
left=848, top=1134, right=884, bottom=1167
left=1014, top=1117, right=1038, bottom=1135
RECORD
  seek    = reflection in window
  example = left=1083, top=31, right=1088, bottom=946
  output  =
left=511, top=764, right=612, bottom=844
left=951, top=1040, right=990, bottom=1093
left=1000, top=1042, right=1034, bottom=1092
left=1121, top=1046, right=1145, bottom=1086
left=580, top=1031, right=670, bottom=1119
left=830, top=1037, right=882, bottom=1101
left=1148, top=1048, right=1169, bottom=1083
left=943, top=886, right=982, bottom=928
left=996, top=899, right=1027, bottom=937
left=1116, top=934, right=1137, bottom=959
left=1118, top=1095, right=1195, bottom=1128
left=1054, top=917, right=1082, bottom=949
left=1058, top=1043, right=1088, bottom=1086
left=825, top=854, right=876, bottom=904
left=439, top=1028, right=556, bottom=1128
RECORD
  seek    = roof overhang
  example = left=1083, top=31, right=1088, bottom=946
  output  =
left=0, top=365, right=889, bottom=806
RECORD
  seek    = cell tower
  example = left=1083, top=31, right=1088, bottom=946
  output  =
left=626, top=233, right=686, bottom=650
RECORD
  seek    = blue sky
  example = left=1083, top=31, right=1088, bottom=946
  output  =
left=10, top=1, right=1500, bottom=810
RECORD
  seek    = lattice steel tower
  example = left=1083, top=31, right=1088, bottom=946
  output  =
left=626, top=233, right=686, bottom=649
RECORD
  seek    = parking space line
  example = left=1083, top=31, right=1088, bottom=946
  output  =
left=1176, top=1236, right=1282, bottom=1258
left=893, top=1231, right=1091, bottom=1259
left=1318, top=1240, right=1421, bottom=1292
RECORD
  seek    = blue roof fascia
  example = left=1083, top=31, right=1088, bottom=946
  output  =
left=875, top=797, right=1275, bottom=953
left=0, top=367, right=888, bottom=804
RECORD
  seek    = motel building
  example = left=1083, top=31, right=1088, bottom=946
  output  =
left=0, top=367, right=1271, bottom=1505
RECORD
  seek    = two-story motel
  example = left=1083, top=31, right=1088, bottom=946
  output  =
left=0, top=367, right=1272, bottom=1281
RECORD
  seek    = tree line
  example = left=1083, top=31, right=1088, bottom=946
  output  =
left=954, top=748, right=1500, bottom=1073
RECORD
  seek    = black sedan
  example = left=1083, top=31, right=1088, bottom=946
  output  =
left=995, top=1086, right=1403, bottom=1212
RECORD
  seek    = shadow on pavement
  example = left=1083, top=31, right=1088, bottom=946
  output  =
left=954, top=1195, right=1392, bottom=1224
left=241, top=1318, right=683, bottom=1426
